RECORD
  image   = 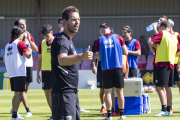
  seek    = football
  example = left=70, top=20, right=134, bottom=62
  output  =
left=148, top=86, right=154, bottom=93
left=143, top=86, right=149, bottom=93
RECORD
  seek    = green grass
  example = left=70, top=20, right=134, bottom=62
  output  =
left=0, top=88, right=180, bottom=120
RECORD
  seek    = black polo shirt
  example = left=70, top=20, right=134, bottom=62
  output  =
left=92, top=40, right=102, bottom=71
left=51, top=32, right=78, bottom=93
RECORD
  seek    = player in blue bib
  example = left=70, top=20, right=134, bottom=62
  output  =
left=122, top=25, right=141, bottom=77
left=95, top=23, right=128, bottom=120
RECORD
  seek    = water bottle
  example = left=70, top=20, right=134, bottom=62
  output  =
left=146, top=22, right=158, bottom=32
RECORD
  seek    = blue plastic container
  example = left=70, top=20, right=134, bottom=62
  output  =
left=114, top=96, right=143, bottom=115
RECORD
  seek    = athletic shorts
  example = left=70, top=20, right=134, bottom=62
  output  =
left=153, top=66, right=157, bottom=83
left=52, top=92, right=80, bottom=120
left=102, top=69, right=124, bottom=89
left=10, top=76, right=26, bottom=92
left=128, top=67, right=138, bottom=77
left=42, top=72, right=52, bottom=90
left=97, top=70, right=103, bottom=88
left=174, top=65, right=180, bottom=81
left=26, top=67, right=32, bottom=83
left=154, top=67, right=174, bottom=87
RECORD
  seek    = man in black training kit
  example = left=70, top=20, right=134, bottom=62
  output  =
left=51, top=6, right=93, bottom=120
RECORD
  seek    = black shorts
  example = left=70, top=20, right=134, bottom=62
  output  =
left=153, top=66, right=157, bottom=83
left=42, top=72, right=52, bottom=90
left=97, top=70, right=103, bottom=88
left=129, top=67, right=138, bottom=77
left=154, top=67, right=174, bottom=87
left=26, top=67, right=33, bottom=83
left=10, top=76, right=26, bottom=92
left=102, top=69, right=124, bottom=89
left=174, top=68, right=180, bottom=81
left=52, top=92, right=80, bottom=120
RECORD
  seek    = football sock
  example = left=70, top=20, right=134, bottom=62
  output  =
left=162, top=105, right=167, bottom=112
left=26, top=107, right=30, bottom=113
left=102, top=103, right=105, bottom=107
left=119, top=109, right=124, bottom=116
left=12, top=111, right=17, bottom=118
left=167, top=106, right=171, bottom=112
left=107, top=110, right=112, bottom=117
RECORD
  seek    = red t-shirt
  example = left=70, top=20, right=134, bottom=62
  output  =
left=38, top=40, right=52, bottom=54
left=152, top=31, right=180, bottom=69
left=135, top=40, right=141, bottom=50
left=9, top=39, right=28, bottom=56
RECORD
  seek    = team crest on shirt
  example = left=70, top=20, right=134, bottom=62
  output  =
left=104, top=38, right=114, bottom=48
left=7, top=46, right=13, bottom=51
left=42, top=83, right=44, bottom=87
left=7, top=46, right=13, bottom=56
left=47, top=48, right=51, bottom=52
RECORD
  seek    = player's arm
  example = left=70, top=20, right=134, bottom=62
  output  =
left=23, top=48, right=32, bottom=59
left=91, top=40, right=97, bottom=74
left=125, top=62, right=129, bottom=79
left=128, top=50, right=141, bottom=56
left=36, top=54, right=42, bottom=84
left=128, top=40, right=141, bottom=56
left=122, top=45, right=128, bottom=55
left=91, top=52, right=97, bottom=74
left=148, top=37, right=156, bottom=53
left=3, top=55, right=5, bottom=63
left=152, top=22, right=159, bottom=35
left=18, top=41, right=32, bottom=59
left=58, top=46, right=93, bottom=66
left=118, top=35, right=128, bottom=55
left=27, top=32, right=38, bottom=53
left=96, top=52, right=101, bottom=61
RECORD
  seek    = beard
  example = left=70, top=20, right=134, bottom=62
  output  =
left=67, top=22, right=79, bottom=33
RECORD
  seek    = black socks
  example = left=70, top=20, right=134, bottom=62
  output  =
left=12, top=111, right=17, bottom=118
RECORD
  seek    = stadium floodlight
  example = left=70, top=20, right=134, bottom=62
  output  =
left=0, top=16, right=5, bottom=19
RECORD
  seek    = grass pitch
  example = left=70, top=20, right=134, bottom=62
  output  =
left=0, top=88, right=180, bottom=120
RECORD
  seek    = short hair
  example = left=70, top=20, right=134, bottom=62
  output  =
left=160, top=20, right=169, bottom=29
left=110, top=28, right=114, bottom=34
left=41, top=24, right=52, bottom=35
left=62, top=6, right=79, bottom=21
left=99, top=23, right=110, bottom=29
left=11, top=26, right=25, bottom=39
left=123, top=25, right=133, bottom=34
left=14, top=19, right=26, bottom=26
left=140, top=35, right=145, bottom=38
left=160, top=15, right=168, bottom=20
left=168, top=19, right=174, bottom=26
left=58, top=18, right=62, bottom=24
